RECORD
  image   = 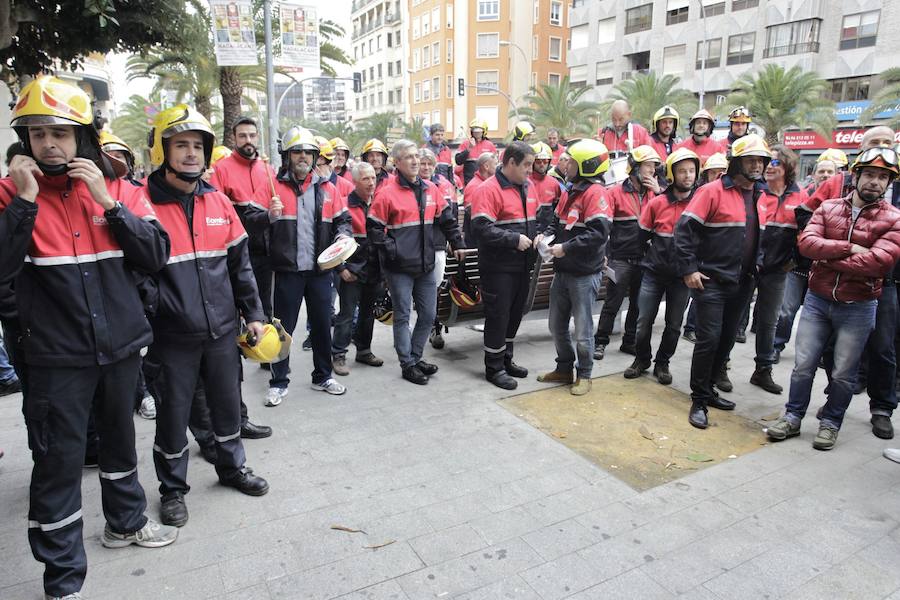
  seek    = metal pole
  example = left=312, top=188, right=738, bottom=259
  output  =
left=698, top=0, right=708, bottom=109
left=465, top=84, right=519, bottom=119
left=264, top=0, right=279, bottom=167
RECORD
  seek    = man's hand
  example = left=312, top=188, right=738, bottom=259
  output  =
left=269, top=195, right=284, bottom=217
left=453, top=248, right=467, bottom=262
left=850, top=243, right=870, bottom=255
left=68, top=158, right=116, bottom=210
left=245, top=321, right=266, bottom=345
left=339, top=269, right=357, bottom=283
left=533, top=233, right=544, bottom=246
left=641, top=175, right=661, bottom=195
left=8, top=155, right=41, bottom=202
left=683, top=271, right=709, bottom=290
left=469, top=137, right=477, bottom=147
left=550, top=244, right=566, bottom=258
left=516, top=234, right=533, bottom=251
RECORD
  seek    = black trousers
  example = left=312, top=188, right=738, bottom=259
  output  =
left=595, top=258, right=643, bottom=347
left=144, top=333, right=246, bottom=497
left=26, top=353, right=148, bottom=597
left=481, top=271, right=531, bottom=375
left=251, top=253, right=274, bottom=321
left=187, top=355, right=250, bottom=450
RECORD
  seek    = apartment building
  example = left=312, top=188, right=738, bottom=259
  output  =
left=351, top=0, right=407, bottom=121
left=407, top=0, right=569, bottom=140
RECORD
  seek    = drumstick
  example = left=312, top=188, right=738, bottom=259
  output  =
left=261, top=154, right=282, bottom=217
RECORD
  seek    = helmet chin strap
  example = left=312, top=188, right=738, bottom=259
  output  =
left=36, top=162, right=68, bottom=176
left=163, top=162, right=204, bottom=183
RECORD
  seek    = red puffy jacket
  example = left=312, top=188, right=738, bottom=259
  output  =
left=800, top=196, right=900, bottom=302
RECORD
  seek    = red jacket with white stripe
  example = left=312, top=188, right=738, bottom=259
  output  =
left=454, top=139, right=497, bottom=184
left=144, top=173, right=263, bottom=339
left=639, top=188, right=694, bottom=278
left=544, top=178, right=613, bottom=275
left=607, top=177, right=655, bottom=260
left=209, top=151, right=276, bottom=256
left=0, top=174, right=169, bottom=366
left=649, top=133, right=680, bottom=162
left=471, top=169, right=540, bottom=273
left=673, top=136, right=727, bottom=165
left=759, top=184, right=807, bottom=274
left=597, top=123, right=651, bottom=156
left=330, top=171, right=354, bottom=201
left=428, top=173, right=460, bottom=249
left=343, top=190, right=380, bottom=283
left=529, top=171, right=566, bottom=231
left=550, top=143, right=566, bottom=166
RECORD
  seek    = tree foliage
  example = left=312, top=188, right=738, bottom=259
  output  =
left=109, top=93, right=154, bottom=165
left=600, top=72, right=697, bottom=137
left=726, top=64, right=835, bottom=144
left=860, top=67, right=900, bottom=130
left=354, top=112, right=399, bottom=145
left=516, top=76, right=600, bottom=139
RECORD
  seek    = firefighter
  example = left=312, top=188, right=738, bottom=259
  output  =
left=530, top=142, right=567, bottom=231
left=100, top=130, right=142, bottom=186
left=700, top=152, right=728, bottom=185
left=361, top=138, right=391, bottom=190
left=461, top=152, right=498, bottom=246
left=511, top=120, right=536, bottom=143
left=547, top=128, right=566, bottom=165
left=315, top=136, right=354, bottom=201
left=0, top=76, right=175, bottom=600
left=649, top=105, right=681, bottom=161
left=596, top=100, right=652, bottom=157
left=726, top=106, right=752, bottom=148
left=142, top=105, right=270, bottom=529
left=471, top=141, right=539, bottom=389
left=422, top=123, right=453, bottom=181
left=674, top=109, right=726, bottom=164
left=330, top=137, right=354, bottom=182
left=455, top=118, right=498, bottom=185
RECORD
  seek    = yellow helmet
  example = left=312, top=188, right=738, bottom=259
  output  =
left=148, top=104, right=215, bottom=168
left=314, top=135, right=335, bottom=162
left=469, top=118, right=489, bottom=132
left=211, top=145, right=233, bottom=167
left=728, top=133, right=771, bottom=161
left=701, top=152, right=728, bottom=173
left=567, top=139, right=610, bottom=178
left=361, top=138, right=388, bottom=157
left=665, top=147, right=701, bottom=182
left=11, top=76, right=94, bottom=128
left=512, top=121, right=535, bottom=142
left=817, top=148, right=849, bottom=168
left=99, top=130, right=133, bottom=157
left=531, top=142, right=553, bottom=160
left=728, top=106, right=752, bottom=123
left=652, top=105, right=680, bottom=133
left=237, top=319, right=292, bottom=363
left=280, top=125, right=318, bottom=154
left=329, top=137, right=351, bottom=153
left=688, top=109, right=716, bottom=136
left=626, top=145, right=662, bottom=174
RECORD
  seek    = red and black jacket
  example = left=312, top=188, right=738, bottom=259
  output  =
left=675, top=175, right=772, bottom=283
left=639, top=188, right=694, bottom=279
left=607, top=177, right=654, bottom=261
left=144, top=173, right=263, bottom=339
left=550, top=143, right=566, bottom=166
left=795, top=171, right=852, bottom=272
left=330, top=170, right=355, bottom=201
left=423, top=141, right=453, bottom=180
left=454, top=138, right=497, bottom=184
left=529, top=171, right=566, bottom=231
left=471, top=168, right=540, bottom=274
left=649, top=132, right=680, bottom=162
left=673, top=136, right=726, bottom=165
left=0, top=175, right=169, bottom=366
left=429, top=173, right=460, bottom=249
left=462, top=171, right=490, bottom=246
left=268, top=172, right=351, bottom=273
left=597, top=122, right=652, bottom=156
left=342, top=190, right=380, bottom=284
left=209, top=151, right=276, bottom=257
left=544, top=178, right=613, bottom=276
left=759, top=183, right=807, bottom=274
left=367, top=172, right=462, bottom=276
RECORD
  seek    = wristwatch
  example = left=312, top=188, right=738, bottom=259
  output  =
left=104, top=201, right=123, bottom=215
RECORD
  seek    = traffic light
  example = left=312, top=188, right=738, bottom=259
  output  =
left=353, top=72, right=362, bottom=94
left=458, top=77, right=465, bottom=97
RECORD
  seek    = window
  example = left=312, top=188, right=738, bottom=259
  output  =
left=474, top=106, right=499, bottom=131
left=532, top=72, right=537, bottom=88
left=732, top=0, right=758, bottom=10
left=447, top=39, right=453, bottom=62
left=570, top=64, right=587, bottom=88
left=388, top=62, right=393, bottom=76
left=432, top=41, right=440, bottom=65
left=477, top=33, right=500, bottom=58
left=727, top=32, right=755, bottom=65
left=764, top=18, right=821, bottom=57
left=422, top=44, right=431, bottom=66
left=478, top=0, right=499, bottom=21
left=533, top=35, right=538, bottom=59
left=369, top=66, right=374, bottom=80
left=353, top=47, right=358, bottom=60
left=432, top=8, right=440, bottom=32
left=476, top=70, right=499, bottom=95
left=699, top=0, right=725, bottom=17
left=413, top=48, right=420, bottom=70
left=388, top=90, right=394, bottom=104
left=368, top=39, right=373, bottom=53
left=423, top=79, right=430, bottom=101
left=377, top=91, right=383, bottom=106
left=422, top=11, right=430, bottom=36
left=432, top=77, right=440, bottom=99
left=395, top=29, right=401, bottom=47
left=550, top=1, right=562, bottom=26
left=377, top=35, right=381, bottom=50
left=396, top=60, right=401, bottom=74
left=377, top=64, right=382, bottom=78
left=549, top=73, right=560, bottom=86
left=598, top=17, right=615, bottom=42
left=625, top=4, right=652, bottom=34
left=696, top=38, right=722, bottom=68
left=840, top=11, right=879, bottom=50
left=361, top=70, right=366, bottom=83
left=666, top=0, right=688, bottom=25
left=387, top=32, right=392, bottom=48
left=355, top=98, right=360, bottom=111
left=663, top=44, right=686, bottom=76
left=595, top=61, right=613, bottom=85
left=412, top=17, right=420, bottom=40
left=447, top=75, right=453, bottom=98
left=830, top=76, right=871, bottom=102
left=549, top=37, right=562, bottom=61
left=571, top=24, right=589, bottom=49
left=446, top=4, right=453, bottom=28
left=432, top=110, right=440, bottom=125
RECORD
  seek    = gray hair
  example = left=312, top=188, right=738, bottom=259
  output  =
left=351, top=161, right=376, bottom=181
left=417, top=147, right=437, bottom=163
left=476, top=152, right=496, bottom=169
left=391, top=139, right=418, bottom=160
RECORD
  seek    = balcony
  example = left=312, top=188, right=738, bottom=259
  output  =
left=763, top=42, right=820, bottom=58
left=621, top=68, right=651, bottom=80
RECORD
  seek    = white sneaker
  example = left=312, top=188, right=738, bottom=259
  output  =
left=884, top=448, right=900, bottom=464
left=101, top=517, right=178, bottom=549
left=264, top=387, right=288, bottom=407
left=138, top=395, right=156, bottom=420
left=311, top=378, right=346, bottom=395
left=45, top=593, right=82, bottom=599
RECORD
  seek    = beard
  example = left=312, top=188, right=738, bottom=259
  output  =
left=237, top=143, right=256, bottom=158
left=859, top=188, right=884, bottom=203
left=292, top=161, right=311, bottom=181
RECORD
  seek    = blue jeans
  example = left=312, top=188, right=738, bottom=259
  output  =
left=754, top=271, right=787, bottom=367
left=786, top=291, right=876, bottom=429
left=0, top=332, right=16, bottom=383
left=549, top=271, right=601, bottom=379
left=385, top=268, right=439, bottom=369
left=774, top=271, right=808, bottom=351
left=866, top=281, right=898, bottom=416
left=635, top=271, right=690, bottom=366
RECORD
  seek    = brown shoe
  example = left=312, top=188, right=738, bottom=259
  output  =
left=332, top=355, right=350, bottom=376
left=537, top=369, right=575, bottom=384
left=571, top=378, right=592, bottom=396
left=355, top=352, right=384, bottom=367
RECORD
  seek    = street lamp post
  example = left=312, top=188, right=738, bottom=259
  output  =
left=465, top=83, right=520, bottom=120
left=499, top=40, right=528, bottom=65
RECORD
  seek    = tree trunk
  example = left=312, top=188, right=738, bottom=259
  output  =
left=219, top=66, right=243, bottom=148
left=195, top=95, right=213, bottom=122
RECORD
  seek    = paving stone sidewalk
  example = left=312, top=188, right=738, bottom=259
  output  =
left=2, top=308, right=900, bottom=599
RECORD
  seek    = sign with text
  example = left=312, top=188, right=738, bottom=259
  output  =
left=834, top=100, right=900, bottom=122
left=784, top=128, right=900, bottom=150
left=209, top=0, right=258, bottom=66
left=277, top=2, right=321, bottom=76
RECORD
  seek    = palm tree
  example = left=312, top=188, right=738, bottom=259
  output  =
left=318, top=20, right=353, bottom=77
left=600, top=72, right=696, bottom=137
left=515, top=76, right=599, bottom=139
left=110, top=94, right=156, bottom=166
left=726, top=64, right=835, bottom=145
left=355, top=111, right=399, bottom=144
left=860, top=67, right=900, bottom=129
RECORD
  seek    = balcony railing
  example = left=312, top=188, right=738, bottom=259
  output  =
left=763, top=42, right=820, bottom=58
left=621, top=68, right=651, bottom=80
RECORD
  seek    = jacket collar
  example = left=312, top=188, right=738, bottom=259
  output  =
left=665, top=186, right=695, bottom=204
left=425, top=140, right=448, bottom=154
left=721, top=174, right=769, bottom=195
left=347, top=190, right=371, bottom=208
left=230, top=150, right=257, bottom=166
left=396, top=171, right=423, bottom=190
left=147, top=169, right=215, bottom=204
left=495, top=166, right=526, bottom=192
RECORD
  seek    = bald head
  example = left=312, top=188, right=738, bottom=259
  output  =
left=861, top=126, right=896, bottom=150
left=611, top=100, right=632, bottom=130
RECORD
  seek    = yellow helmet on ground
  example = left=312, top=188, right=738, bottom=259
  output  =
left=361, top=138, right=388, bottom=158
left=469, top=118, right=489, bottom=132
left=817, top=148, right=849, bottom=168
left=99, top=130, right=133, bottom=157
left=531, top=142, right=553, bottom=160
left=728, top=106, right=752, bottom=123
left=512, top=121, right=535, bottom=142
left=652, top=105, right=680, bottom=133
left=850, top=147, right=900, bottom=179
left=211, top=145, right=233, bottom=167
left=11, top=76, right=94, bottom=128
left=567, top=139, right=610, bottom=178
left=701, top=152, right=728, bottom=173
left=237, top=319, right=292, bottom=363
left=665, top=147, right=701, bottom=182
left=314, top=136, right=335, bottom=162
left=626, top=144, right=662, bottom=174
left=329, top=137, right=351, bottom=154
left=148, top=104, right=215, bottom=169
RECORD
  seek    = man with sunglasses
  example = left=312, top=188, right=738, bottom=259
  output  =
left=767, top=147, right=900, bottom=451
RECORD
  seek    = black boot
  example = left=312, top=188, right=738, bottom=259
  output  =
left=714, top=366, right=733, bottom=392
left=487, top=370, right=517, bottom=390
left=750, top=367, right=783, bottom=394
left=219, top=467, right=270, bottom=496
left=504, top=361, right=528, bottom=378
left=653, top=363, right=672, bottom=385
left=623, top=359, right=650, bottom=379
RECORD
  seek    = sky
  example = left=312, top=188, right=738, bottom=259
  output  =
left=108, top=0, right=353, bottom=111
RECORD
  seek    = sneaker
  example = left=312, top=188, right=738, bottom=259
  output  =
left=883, top=448, right=900, bottom=464
left=536, top=369, right=574, bottom=384
left=653, top=363, right=672, bottom=385
left=593, top=344, right=606, bottom=360
left=332, top=355, right=350, bottom=376
left=45, top=593, right=82, bottom=600
left=871, top=415, right=894, bottom=440
left=101, top=517, right=178, bottom=549
left=138, top=395, right=156, bottom=420
left=429, top=325, right=445, bottom=349
left=302, top=336, right=312, bottom=351
left=766, top=416, right=801, bottom=441
left=264, top=387, right=288, bottom=407
left=0, top=378, right=21, bottom=397
left=571, top=378, right=592, bottom=396
left=812, top=425, right=839, bottom=451
left=750, top=367, right=783, bottom=394
left=682, top=330, right=696, bottom=344
left=623, top=359, right=650, bottom=379
left=311, top=378, right=346, bottom=395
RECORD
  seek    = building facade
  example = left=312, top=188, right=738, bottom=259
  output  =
left=351, top=0, right=407, bottom=121
left=407, top=0, right=569, bottom=140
